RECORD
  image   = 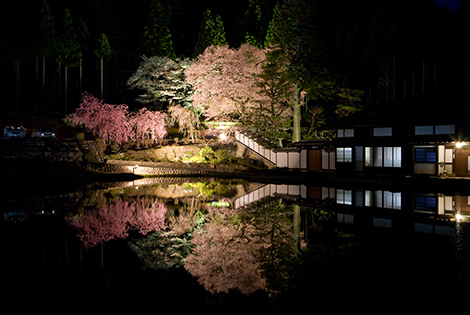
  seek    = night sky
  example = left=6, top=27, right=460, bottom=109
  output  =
left=435, top=0, right=461, bottom=11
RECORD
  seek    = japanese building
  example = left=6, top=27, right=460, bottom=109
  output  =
left=304, top=99, right=470, bottom=177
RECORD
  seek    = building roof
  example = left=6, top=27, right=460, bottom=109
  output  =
left=321, top=98, right=470, bottom=129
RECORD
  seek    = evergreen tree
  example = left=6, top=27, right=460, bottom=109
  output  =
left=253, top=47, right=293, bottom=147
left=36, top=0, right=56, bottom=88
left=193, top=9, right=214, bottom=58
left=266, top=0, right=329, bottom=142
left=264, top=2, right=279, bottom=48
left=214, top=15, right=228, bottom=46
left=77, top=18, right=90, bottom=97
left=94, top=33, right=112, bottom=99
left=57, top=8, right=81, bottom=113
left=140, top=0, right=175, bottom=58
left=127, top=56, right=193, bottom=111
left=56, top=9, right=81, bottom=67
left=245, top=0, right=266, bottom=48
left=193, top=9, right=227, bottom=57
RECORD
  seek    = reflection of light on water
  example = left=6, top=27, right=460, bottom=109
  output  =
left=451, top=220, right=466, bottom=297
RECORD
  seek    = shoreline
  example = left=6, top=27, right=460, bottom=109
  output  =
left=3, top=157, right=470, bottom=198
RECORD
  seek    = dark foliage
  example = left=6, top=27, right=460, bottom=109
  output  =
left=0, top=0, right=467, bottom=116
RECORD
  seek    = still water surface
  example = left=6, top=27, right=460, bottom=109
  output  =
left=2, top=178, right=469, bottom=314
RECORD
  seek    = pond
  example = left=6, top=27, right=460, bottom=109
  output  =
left=2, top=177, right=469, bottom=314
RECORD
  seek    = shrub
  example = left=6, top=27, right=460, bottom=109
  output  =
left=214, top=149, right=229, bottom=163
left=199, top=147, right=215, bottom=161
left=189, top=155, right=206, bottom=163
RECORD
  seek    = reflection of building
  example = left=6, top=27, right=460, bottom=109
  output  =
left=312, top=186, right=470, bottom=234
left=236, top=182, right=468, bottom=235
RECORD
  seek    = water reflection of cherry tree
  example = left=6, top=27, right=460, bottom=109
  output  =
left=184, top=198, right=300, bottom=295
left=128, top=197, right=205, bottom=269
left=185, top=206, right=267, bottom=295
left=66, top=198, right=167, bottom=249
left=127, top=197, right=301, bottom=295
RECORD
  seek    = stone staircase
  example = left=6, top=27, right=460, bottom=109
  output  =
left=87, top=140, right=105, bottom=163
left=79, top=140, right=105, bottom=163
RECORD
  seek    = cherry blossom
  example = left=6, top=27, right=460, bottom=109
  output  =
left=67, top=198, right=168, bottom=249
left=128, top=107, right=167, bottom=141
left=184, top=206, right=266, bottom=295
left=65, top=92, right=167, bottom=145
left=185, top=44, right=266, bottom=122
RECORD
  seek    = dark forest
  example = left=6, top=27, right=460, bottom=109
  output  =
left=1, top=0, right=469, bottom=116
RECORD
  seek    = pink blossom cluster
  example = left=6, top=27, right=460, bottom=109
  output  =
left=185, top=44, right=266, bottom=122
left=65, top=92, right=167, bottom=145
left=67, top=198, right=167, bottom=249
left=184, top=206, right=266, bottom=295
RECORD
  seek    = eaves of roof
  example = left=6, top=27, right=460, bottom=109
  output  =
left=320, top=98, right=470, bottom=130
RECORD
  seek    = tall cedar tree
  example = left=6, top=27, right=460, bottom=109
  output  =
left=245, top=0, right=267, bottom=49
left=57, top=9, right=81, bottom=113
left=77, top=18, right=90, bottom=96
left=56, top=9, right=81, bottom=67
left=36, top=0, right=56, bottom=87
left=267, top=0, right=332, bottom=142
left=193, top=9, right=227, bottom=57
left=140, top=0, right=175, bottom=58
left=264, top=2, right=279, bottom=48
left=252, top=49, right=293, bottom=146
left=94, top=33, right=112, bottom=99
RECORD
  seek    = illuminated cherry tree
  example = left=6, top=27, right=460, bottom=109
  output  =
left=129, top=198, right=167, bottom=235
left=67, top=200, right=134, bottom=249
left=67, top=198, right=168, bottom=249
left=128, top=107, right=167, bottom=141
left=167, top=104, right=199, bottom=142
left=65, top=92, right=167, bottom=145
left=185, top=44, right=266, bottom=122
left=65, top=92, right=132, bottom=145
left=184, top=206, right=266, bottom=295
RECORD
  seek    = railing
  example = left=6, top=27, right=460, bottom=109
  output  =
left=235, top=131, right=277, bottom=165
left=234, top=183, right=308, bottom=208
left=235, top=131, right=307, bottom=169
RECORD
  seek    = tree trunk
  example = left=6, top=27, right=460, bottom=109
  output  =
left=65, top=64, right=68, bottom=114
left=36, top=55, right=39, bottom=115
left=14, top=60, right=20, bottom=114
left=42, top=55, right=46, bottom=87
left=58, top=61, right=61, bottom=94
left=79, top=57, right=83, bottom=97
left=293, top=204, right=301, bottom=256
left=100, top=57, right=104, bottom=99
left=292, top=84, right=301, bottom=143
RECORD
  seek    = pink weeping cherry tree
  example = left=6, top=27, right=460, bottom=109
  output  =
left=65, top=92, right=167, bottom=146
left=66, top=198, right=168, bottom=249
left=65, top=92, right=132, bottom=145
left=128, top=107, right=167, bottom=142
